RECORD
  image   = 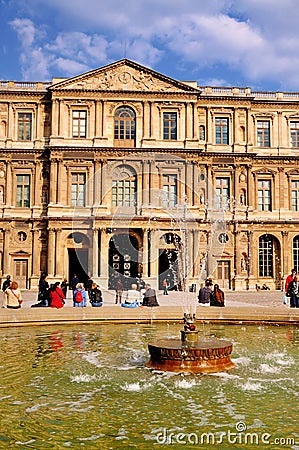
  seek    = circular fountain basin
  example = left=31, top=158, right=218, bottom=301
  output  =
left=147, top=337, right=235, bottom=373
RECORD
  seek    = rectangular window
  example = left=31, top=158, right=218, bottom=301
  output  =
left=73, top=110, right=87, bottom=138
left=163, top=113, right=177, bottom=140
left=215, top=177, right=230, bottom=210
left=259, top=237, right=273, bottom=277
left=291, top=180, right=299, bottom=211
left=163, top=174, right=177, bottom=208
left=18, top=113, right=32, bottom=141
left=290, top=121, right=299, bottom=148
left=215, top=118, right=229, bottom=144
left=258, top=180, right=271, bottom=211
left=16, top=175, right=30, bottom=207
left=257, top=120, right=270, bottom=147
left=112, top=178, right=136, bottom=206
left=71, top=173, right=86, bottom=206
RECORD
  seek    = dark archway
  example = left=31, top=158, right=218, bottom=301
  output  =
left=158, top=232, right=181, bottom=290
left=108, top=233, right=139, bottom=290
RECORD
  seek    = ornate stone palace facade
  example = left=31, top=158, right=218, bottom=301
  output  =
left=0, top=58, right=298, bottom=291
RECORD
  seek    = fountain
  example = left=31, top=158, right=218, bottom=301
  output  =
left=146, top=313, right=235, bottom=373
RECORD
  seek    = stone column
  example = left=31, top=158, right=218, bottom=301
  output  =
left=51, top=100, right=59, bottom=136
left=100, top=228, right=109, bottom=285
left=56, top=158, right=63, bottom=204
left=47, top=228, right=55, bottom=276
left=143, top=101, right=150, bottom=139
left=49, top=159, right=57, bottom=204
left=5, top=162, right=12, bottom=206
left=281, top=231, right=289, bottom=284
left=92, top=227, right=99, bottom=278
left=247, top=230, right=256, bottom=290
left=55, top=228, right=62, bottom=277
left=3, top=229, right=11, bottom=275
left=93, top=159, right=100, bottom=206
left=31, top=230, right=40, bottom=277
left=34, top=161, right=42, bottom=207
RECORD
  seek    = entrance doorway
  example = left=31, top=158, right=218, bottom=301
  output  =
left=216, top=260, right=231, bottom=289
left=68, top=249, right=89, bottom=286
left=108, top=233, right=139, bottom=290
left=158, top=250, right=178, bottom=290
left=14, top=259, right=28, bottom=289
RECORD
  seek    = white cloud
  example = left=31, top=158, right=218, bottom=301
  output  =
left=7, top=0, right=299, bottom=88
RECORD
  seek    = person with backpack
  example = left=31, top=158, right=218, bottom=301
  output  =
left=73, top=283, right=87, bottom=307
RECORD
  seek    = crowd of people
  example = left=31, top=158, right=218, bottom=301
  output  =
left=1, top=269, right=299, bottom=309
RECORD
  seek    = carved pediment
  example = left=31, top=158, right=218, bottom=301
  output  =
left=50, top=59, right=199, bottom=94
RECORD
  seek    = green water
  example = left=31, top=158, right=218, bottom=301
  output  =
left=0, top=323, right=298, bottom=449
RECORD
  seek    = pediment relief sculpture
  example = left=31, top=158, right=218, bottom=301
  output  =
left=51, top=59, right=199, bottom=94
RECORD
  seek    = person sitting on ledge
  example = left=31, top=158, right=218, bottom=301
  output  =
left=198, top=279, right=213, bottom=305
left=210, top=284, right=225, bottom=307
left=73, top=283, right=87, bottom=307
left=142, top=283, right=159, bottom=307
left=121, top=283, right=141, bottom=308
left=3, top=281, right=22, bottom=309
left=48, top=282, right=65, bottom=309
left=89, top=283, right=103, bottom=307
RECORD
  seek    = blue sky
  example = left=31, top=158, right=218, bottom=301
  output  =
left=1, top=0, right=299, bottom=91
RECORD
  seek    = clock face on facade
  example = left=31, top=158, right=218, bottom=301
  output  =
left=218, top=232, right=229, bottom=244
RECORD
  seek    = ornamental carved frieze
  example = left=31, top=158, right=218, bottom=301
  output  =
left=60, top=67, right=183, bottom=93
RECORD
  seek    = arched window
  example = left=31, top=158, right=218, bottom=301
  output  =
left=114, top=107, right=136, bottom=147
left=259, top=235, right=273, bottom=277
left=293, top=235, right=299, bottom=273
left=112, top=165, right=137, bottom=207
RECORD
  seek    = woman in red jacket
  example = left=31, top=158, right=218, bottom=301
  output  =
left=49, top=282, right=65, bottom=309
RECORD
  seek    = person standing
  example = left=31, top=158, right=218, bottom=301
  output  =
left=285, top=268, right=297, bottom=296
left=73, top=283, right=87, bottom=307
left=2, top=275, right=11, bottom=292
left=60, top=278, right=68, bottom=298
left=142, top=283, right=159, bottom=307
left=162, top=278, right=168, bottom=295
left=115, top=278, right=123, bottom=304
left=71, top=273, right=80, bottom=291
left=49, top=282, right=65, bottom=309
left=3, top=281, right=22, bottom=309
left=287, top=275, right=299, bottom=308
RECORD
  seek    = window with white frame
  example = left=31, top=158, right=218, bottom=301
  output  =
left=112, top=166, right=136, bottom=207
left=71, top=173, right=86, bottom=206
left=293, top=236, right=299, bottom=273
left=16, top=174, right=30, bottom=207
left=258, top=179, right=271, bottom=211
left=290, top=121, right=299, bottom=148
left=215, top=177, right=230, bottom=210
left=259, top=235, right=273, bottom=277
left=72, top=110, right=87, bottom=138
left=215, top=117, right=229, bottom=144
left=291, top=180, right=299, bottom=211
left=114, top=107, right=136, bottom=145
left=257, top=120, right=270, bottom=147
left=163, top=174, right=177, bottom=208
left=18, top=113, right=32, bottom=141
left=163, top=112, right=177, bottom=140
